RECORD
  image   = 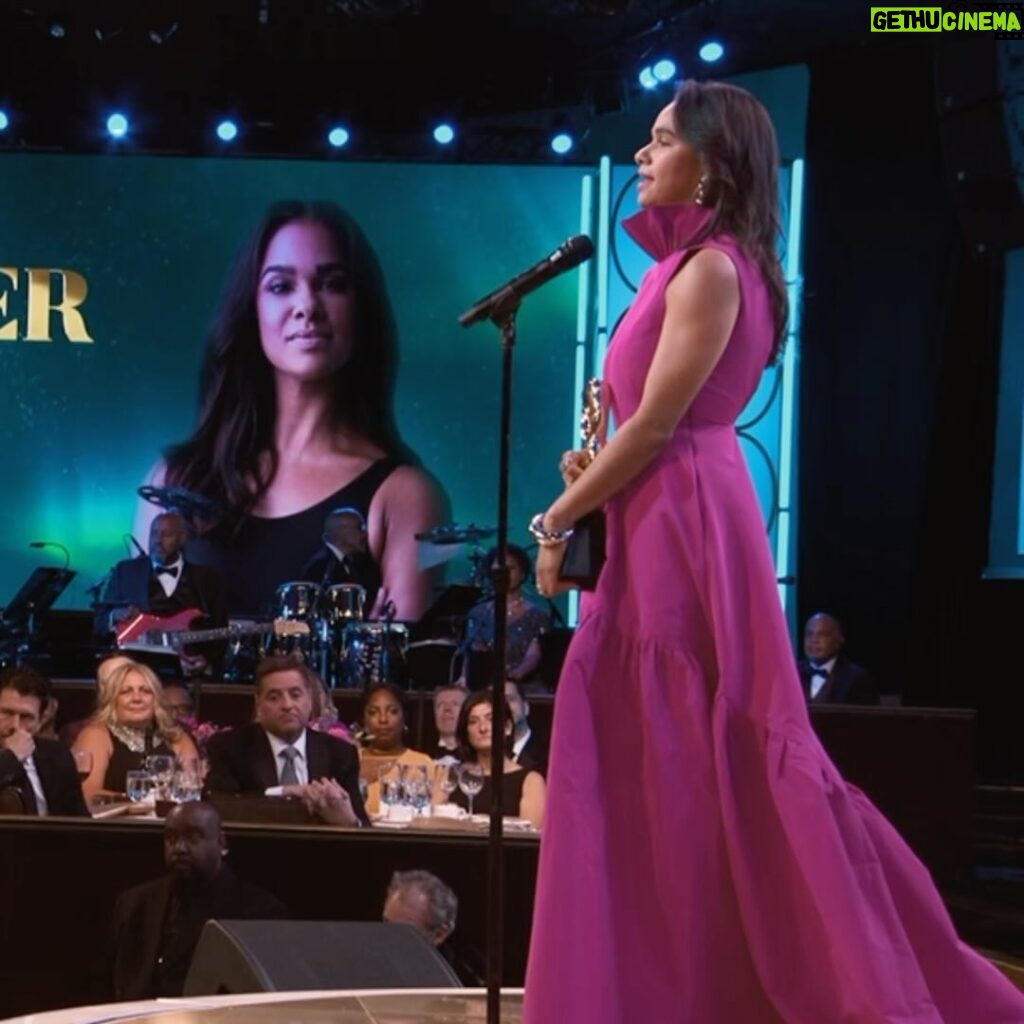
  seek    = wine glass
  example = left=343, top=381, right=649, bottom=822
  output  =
left=402, top=763, right=430, bottom=817
left=125, top=770, right=151, bottom=804
left=144, top=754, right=175, bottom=800
left=437, top=762, right=460, bottom=802
left=72, top=749, right=93, bottom=783
left=457, top=763, right=485, bottom=817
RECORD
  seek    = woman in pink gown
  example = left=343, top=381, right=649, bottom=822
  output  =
left=524, top=79, right=1024, bottom=1023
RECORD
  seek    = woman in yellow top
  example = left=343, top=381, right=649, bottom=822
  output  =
left=356, top=681, right=433, bottom=815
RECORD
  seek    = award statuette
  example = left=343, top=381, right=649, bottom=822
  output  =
left=558, top=377, right=607, bottom=590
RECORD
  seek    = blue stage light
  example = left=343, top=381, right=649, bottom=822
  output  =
left=551, top=133, right=574, bottom=155
left=216, top=120, right=238, bottom=142
left=0, top=110, right=8, bottom=131
left=699, top=41, right=724, bottom=63
left=638, top=66, right=657, bottom=90
left=327, top=126, right=350, bottom=148
left=652, top=58, right=677, bottom=82
left=106, top=113, right=128, bottom=139
left=433, top=123, right=455, bottom=145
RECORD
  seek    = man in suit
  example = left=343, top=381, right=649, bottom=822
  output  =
left=98, top=511, right=228, bottom=674
left=0, top=664, right=90, bottom=816
left=505, top=679, right=548, bottom=775
left=111, top=801, right=285, bottom=1000
left=300, top=506, right=382, bottom=617
left=204, top=654, right=369, bottom=826
left=797, top=611, right=879, bottom=706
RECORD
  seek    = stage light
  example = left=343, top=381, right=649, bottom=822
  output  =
left=433, top=123, right=455, bottom=145
left=327, top=126, right=350, bottom=148
left=106, top=113, right=128, bottom=139
left=216, top=120, right=239, bottom=142
left=699, top=41, right=724, bottom=63
left=551, top=132, right=574, bottom=155
left=652, top=58, right=677, bottom=82
left=0, top=111, right=8, bottom=132
left=638, top=66, right=657, bottom=90
left=50, top=23, right=65, bottom=38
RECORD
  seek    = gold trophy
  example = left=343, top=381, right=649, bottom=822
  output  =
left=558, top=377, right=607, bottom=590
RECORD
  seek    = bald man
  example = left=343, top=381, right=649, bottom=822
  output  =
left=797, top=612, right=879, bottom=705
left=110, top=801, right=285, bottom=1000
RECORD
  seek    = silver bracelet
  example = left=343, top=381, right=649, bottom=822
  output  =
left=528, top=512, right=574, bottom=547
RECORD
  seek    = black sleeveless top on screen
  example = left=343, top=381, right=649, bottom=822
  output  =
left=187, top=458, right=399, bottom=617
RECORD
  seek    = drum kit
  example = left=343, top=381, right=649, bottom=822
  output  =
left=237, top=523, right=497, bottom=691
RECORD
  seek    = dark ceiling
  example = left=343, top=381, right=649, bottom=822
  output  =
left=0, top=0, right=907, bottom=158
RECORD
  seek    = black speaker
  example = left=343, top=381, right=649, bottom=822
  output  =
left=183, top=919, right=462, bottom=995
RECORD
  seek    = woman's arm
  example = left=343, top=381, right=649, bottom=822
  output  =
left=510, top=637, right=543, bottom=683
left=519, top=770, right=547, bottom=829
left=172, top=731, right=200, bottom=762
left=543, top=247, right=740, bottom=533
left=369, top=465, right=448, bottom=621
left=71, top=724, right=114, bottom=802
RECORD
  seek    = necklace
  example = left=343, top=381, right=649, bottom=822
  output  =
left=109, top=722, right=150, bottom=753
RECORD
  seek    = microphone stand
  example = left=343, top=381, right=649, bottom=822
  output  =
left=464, top=288, right=519, bottom=1024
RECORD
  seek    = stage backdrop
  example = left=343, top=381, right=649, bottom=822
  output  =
left=0, top=156, right=586, bottom=612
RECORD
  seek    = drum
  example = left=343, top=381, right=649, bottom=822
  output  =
left=340, top=622, right=409, bottom=689
left=323, top=583, right=366, bottom=624
left=275, top=581, right=320, bottom=621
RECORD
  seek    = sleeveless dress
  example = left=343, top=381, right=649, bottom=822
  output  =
left=522, top=204, right=1024, bottom=1023
left=450, top=764, right=532, bottom=818
left=104, top=729, right=174, bottom=793
left=188, top=458, right=398, bottom=617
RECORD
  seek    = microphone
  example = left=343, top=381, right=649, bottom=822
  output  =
left=29, top=540, right=71, bottom=569
left=125, top=534, right=148, bottom=559
left=459, top=234, right=595, bottom=327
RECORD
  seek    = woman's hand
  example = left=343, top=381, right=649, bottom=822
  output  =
left=535, top=543, right=575, bottom=598
left=559, top=450, right=590, bottom=488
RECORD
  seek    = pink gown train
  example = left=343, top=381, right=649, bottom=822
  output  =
left=522, top=203, right=1024, bottom=1023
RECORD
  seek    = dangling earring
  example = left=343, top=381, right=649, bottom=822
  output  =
left=694, top=174, right=708, bottom=206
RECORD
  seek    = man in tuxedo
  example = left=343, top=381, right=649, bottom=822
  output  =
left=0, top=664, right=89, bottom=816
left=505, top=679, right=548, bottom=775
left=797, top=611, right=879, bottom=705
left=111, top=801, right=285, bottom=1000
left=431, top=684, right=467, bottom=763
left=300, top=506, right=382, bottom=616
left=204, top=655, right=369, bottom=826
left=98, top=511, right=228, bottom=673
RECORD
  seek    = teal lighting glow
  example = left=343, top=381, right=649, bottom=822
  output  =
left=699, top=41, right=725, bottom=63
left=328, top=126, right=350, bottom=148
left=0, top=110, right=9, bottom=131
left=775, top=157, right=805, bottom=613
left=652, top=59, right=677, bottom=82
left=216, top=120, right=238, bottom=142
left=638, top=67, right=658, bottom=90
left=106, top=113, right=128, bottom=139
left=433, top=123, right=455, bottom=145
left=551, top=132, right=574, bottom=155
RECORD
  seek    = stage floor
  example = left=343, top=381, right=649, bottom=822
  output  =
left=0, top=989, right=524, bottom=1024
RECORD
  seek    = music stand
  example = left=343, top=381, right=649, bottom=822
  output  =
left=1, top=568, right=76, bottom=632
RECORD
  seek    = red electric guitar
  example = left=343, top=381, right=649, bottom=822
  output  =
left=114, top=607, right=309, bottom=655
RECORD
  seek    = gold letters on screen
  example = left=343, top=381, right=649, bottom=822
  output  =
left=0, top=268, right=94, bottom=342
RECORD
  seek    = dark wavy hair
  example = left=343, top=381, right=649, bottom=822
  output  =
left=671, top=80, right=789, bottom=364
left=455, top=689, right=513, bottom=764
left=164, top=199, right=416, bottom=528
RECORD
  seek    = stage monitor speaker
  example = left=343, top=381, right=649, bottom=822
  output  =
left=183, top=919, right=462, bottom=996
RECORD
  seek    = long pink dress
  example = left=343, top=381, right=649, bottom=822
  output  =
left=522, top=204, right=1024, bottom=1023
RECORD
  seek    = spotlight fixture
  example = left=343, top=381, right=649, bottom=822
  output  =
left=638, top=66, right=657, bottom=90
left=0, top=110, right=9, bottom=132
left=433, top=123, right=455, bottom=145
left=327, top=125, right=350, bottom=148
left=50, top=23, right=65, bottom=38
left=652, top=58, right=677, bottom=82
left=216, top=120, right=239, bottom=142
left=106, top=113, right=128, bottom=139
left=699, top=41, right=724, bottom=63
left=148, top=22, right=178, bottom=45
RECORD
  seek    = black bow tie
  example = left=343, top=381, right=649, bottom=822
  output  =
left=810, top=662, right=830, bottom=674
left=154, top=564, right=180, bottom=578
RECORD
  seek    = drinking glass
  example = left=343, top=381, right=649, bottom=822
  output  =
left=144, top=754, right=175, bottom=799
left=171, top=758, right=203, bottom=802
left=72, top=749, right=93, bottom=783
left=437, top=762, right=460, bottom=802
left=402, top=763, right=430, bottom=817
left=125, top=770, right=151, bottom=804
left=378, top=762, right=402, bottom=818
left=457, top=763, right=484, bottom=817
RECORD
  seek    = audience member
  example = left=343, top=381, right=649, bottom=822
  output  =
left=110, top=801, right=285, bottom=1000
left=58, top=652, right=136, bottom=748
left=72, top=661, right=200, bottom=801
left=797, top=611, right=879, bottom=705
left=382, top=869, right=483, bottom=986
left=0, top=665, right=89, bottom=816
left=431, top=684, right=467, bottom=763
left=504, top=679, right=548, bottom=775
left=300, top=506, right=383, bottom=616
left=203, top=654, right=368, bottom=825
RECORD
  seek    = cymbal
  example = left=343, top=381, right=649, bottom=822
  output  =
left=414, top=524, right=497, bottom=545
left=137, top=485, right=219, bottom=519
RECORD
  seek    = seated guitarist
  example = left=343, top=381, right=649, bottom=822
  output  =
left=98, top=512, right=229, bottom=675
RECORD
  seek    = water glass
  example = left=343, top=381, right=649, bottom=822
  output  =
left=125, top=770, right=151, bottom=803
left=457, top=763, right=485, bottom=816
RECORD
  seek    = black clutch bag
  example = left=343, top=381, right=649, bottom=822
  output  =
left=558, top=509, right=606, bottom=591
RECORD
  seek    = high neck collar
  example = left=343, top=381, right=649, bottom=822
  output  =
left=622, top=203, right=715, bottom=261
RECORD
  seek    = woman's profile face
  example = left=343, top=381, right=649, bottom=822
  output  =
left=634, top=102, right=704, bottom=208
left=257, top=219, right=356, bottom=384
left=115, top=671, right=156, bottom=728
